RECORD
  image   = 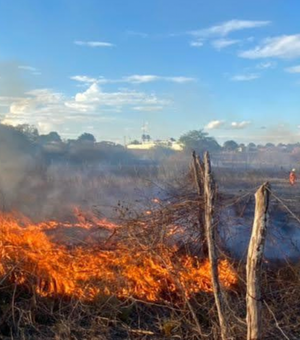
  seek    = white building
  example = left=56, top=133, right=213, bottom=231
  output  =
left=127, top=139, right=183, bottom=151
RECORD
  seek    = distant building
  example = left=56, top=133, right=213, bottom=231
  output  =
left=127, top=138, right=183, bottom=151
left=237, top=146, right=246, bottom=153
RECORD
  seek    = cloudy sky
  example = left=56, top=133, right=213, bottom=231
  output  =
left=1, top=0, right=300, bottom=144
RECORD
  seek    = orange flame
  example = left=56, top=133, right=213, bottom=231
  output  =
left=0, top=211, right=237, bottom=302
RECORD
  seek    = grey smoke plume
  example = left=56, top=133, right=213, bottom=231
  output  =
left=0, top=123, right=163, bottom=221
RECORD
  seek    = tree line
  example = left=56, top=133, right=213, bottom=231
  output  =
left=2, top=124, right=300, bottom=167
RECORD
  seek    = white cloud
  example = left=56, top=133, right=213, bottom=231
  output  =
left=239, top=34, right=300, bottom=59
left=74, top=40, right=114, bottom=47
left=71, top=74, right=196, bottom=85
left=204, top=120, right=251, bottom=131
left=64, top=101, right=95, bottom=112
left=18, top=65, right=41, bottom=75
left=75, top=83, right=169, bottom=108
left=124, top=75, right=160, bottom=84
left=18, top=65, right=37, bottom=72
left=166, top=76, right=196, bottom=83
left=133, top=106, right=164, bottom=112
left=230, top=73, right=260, bottom=81
left=190, top=41, right=204, bottom=47
left=190, top=20, right=270, bottom=38
left=211, top=38, right=240, bottom=50
left=188, top=20, right=269, bottom=52
left=1, top=83, right=169, bottom=131
left=285, top=65, right=300, bottom=73
left=123, top=75, right=196, bottom=84
left=231, top=121, right=251, bottom=129
left=2, top=89, right=67, bottom=127
left=205, top=120, right=226, bottom=130
left=256, top=61, right=277, bottom=69
left=70, top=75, right=99, bottom=83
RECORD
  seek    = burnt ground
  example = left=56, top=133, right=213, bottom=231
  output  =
left=214, top=168, right=300, bottom=262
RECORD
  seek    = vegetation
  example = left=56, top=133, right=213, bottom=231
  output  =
left=1, top=158, right=300, bottom=339
left=77, top=132, right=96, bottom=143
left=38, top=131, right=62, bottom=144
left=1, top=122, right=300, bottom=339
left=3, top=123, right=300, bottom=162
left=178, top=129, right=221, bottom=153
left=223, top=140, right=239, bottom=151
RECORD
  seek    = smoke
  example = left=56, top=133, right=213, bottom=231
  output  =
left=0, top=61, right=27, bottom=97
left=219, top=197, right=300, bottom=262
left=257, top=124, right=300, bottom=144
left=0, top=123, right=166, bottom=221
left=0, top=62, right=171, bottom=221
left=0, top=124, right=36, bottom=208
left=1, top=121, right=300, bottom=264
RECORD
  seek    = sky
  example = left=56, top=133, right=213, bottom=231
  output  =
left=1, top=0, right=300, bottom=144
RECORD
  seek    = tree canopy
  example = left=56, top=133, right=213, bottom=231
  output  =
left=223, top=140, right=239, bottom=151
left=77, top=133, right=96, bottom=143
left=178, top=129, right=221, bottom=153
left=15, top=124, right=39, bottom=142
left=38, top=131, right=62, bottom=144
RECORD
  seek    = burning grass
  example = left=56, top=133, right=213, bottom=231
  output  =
left=0, top=210, right=237, bottom=303
left=2, top=196, right=300, bottom=339
left=0, top=205, right=240, bottom=339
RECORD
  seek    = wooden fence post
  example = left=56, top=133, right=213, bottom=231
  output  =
left=246, top=182, right=270, bottom=340
left=203, top=152, right=231, bottom=340
left=192, top=151, right=207, bottom=255
left=192, top=151, right=204, bottom=195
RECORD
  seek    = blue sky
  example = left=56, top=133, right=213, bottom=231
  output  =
left=1, top=0, right=300, bottom=144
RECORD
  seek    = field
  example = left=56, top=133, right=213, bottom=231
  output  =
left=1, top=158, right=300, bottom=340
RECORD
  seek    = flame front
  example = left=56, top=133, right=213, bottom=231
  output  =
left=0, top=211, right=237, bottom=302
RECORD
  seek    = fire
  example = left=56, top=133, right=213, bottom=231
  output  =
left=0, top=211, right=237, bottom=302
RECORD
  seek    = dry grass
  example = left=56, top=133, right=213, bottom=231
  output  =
left=2, top=167, right=300, bottom=339
left=3, top=256, right=300, bottom=339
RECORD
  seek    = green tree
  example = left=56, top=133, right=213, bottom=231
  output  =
left=265, top=143, right=275, bottom=148
left=77, top=132, right=96, bottom=143
left=38, top=131, right=62, bottom=144
left=223, top=140, right=238, bottom=151
left=15, top=124, right=39, bottom=142
left=178, top=129, right=220, bottom=153
left=247, top=143, right=257, bottom=152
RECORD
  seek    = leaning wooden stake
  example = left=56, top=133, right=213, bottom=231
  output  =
left=192, top=151, right=207, bottom=255
left=246, top=182, right=270, bottom=340
left=203, top=152, right=230, bottom=340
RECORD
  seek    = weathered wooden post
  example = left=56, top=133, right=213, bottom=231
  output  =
left=203, top=152, right=231, bottom=340
left=192, top=151, right=204, bottom=195
left=246, top=182, right=270, bottom=340
left=192, top=151, right=208, bottom=255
